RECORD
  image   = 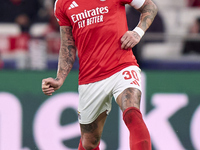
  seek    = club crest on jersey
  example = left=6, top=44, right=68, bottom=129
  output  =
left=77, top=111, right=81, bottom=120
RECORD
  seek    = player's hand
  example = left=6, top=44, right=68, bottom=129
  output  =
left=41, top=77, right=63, bottom=96
left=120, top=30, right=141, bottom=49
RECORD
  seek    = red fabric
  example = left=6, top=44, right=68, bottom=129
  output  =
left=123, top=107, right=151, bottom=150
left=10, top=33, right=29, bottom=51
left=0, top=34, right=29, bottom=53
left=188, top=0, right=200, bottom=7
left=78, top=140, right=85, bottom=150
left=0, top=61, right=4, bottom=69
left=78, top=139, right=100, bottom=150
left=10, top=0, right=22, bottom=5
left=54, top=0, right=138, bottom=85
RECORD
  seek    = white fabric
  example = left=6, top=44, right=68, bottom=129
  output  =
left=78, top=66, right=142, bottom=124
left=133, top=27, right=145, bottom=38
left=130, top=0, right=145, bottom=9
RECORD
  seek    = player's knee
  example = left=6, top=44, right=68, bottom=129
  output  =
left=129, top=88, right=141, bottom=107
left=82, top=136, right=100, bottom=150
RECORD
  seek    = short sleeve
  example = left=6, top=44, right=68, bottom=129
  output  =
left=54, top=0, right=71, bottom=26
left=119, top=0, right=132, bottom=5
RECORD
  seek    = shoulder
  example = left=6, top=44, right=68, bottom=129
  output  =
left=54, top=0, right=64, bottom=9
left=54, top=0, right=69, bottom=12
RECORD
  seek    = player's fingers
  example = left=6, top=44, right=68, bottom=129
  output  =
left=42, top=84, right=50, bottom=88
left=130, top=42, right=136, bottom=48
left=121, top=38, right=130, bottom=49
left=44, top=92, right=53, bottom=96
left=44, top=89, right=55, bottom=95
left=42, top=78, right=53, bottom=89
left=42, top=79, right=50, bottom=86
left=42, top=87, right=54, bottom=92
left=121, top=34, right=127, bottom=43
left=43, top=88, right=55, bottom=95
left=121, top=33, right=129, bottom=42
left=124, top=40, right=133, bottom=49
left=42, top=78, right=57, bottom=96
left=42, top=78, right=54, bottom=85
left=42, top=84, right=50, bottom=90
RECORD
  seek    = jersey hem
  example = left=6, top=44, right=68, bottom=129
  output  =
left=78, top=63, right=139, bottom=85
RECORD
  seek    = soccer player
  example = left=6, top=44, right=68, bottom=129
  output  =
left=42, top=0, right=157, bottom=149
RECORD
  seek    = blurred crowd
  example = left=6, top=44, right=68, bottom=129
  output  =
left=0, top=0, right=61, bottom=70
left=0, top=0, right=58, bottom=33
left=0, top=0, right=200, bottom=70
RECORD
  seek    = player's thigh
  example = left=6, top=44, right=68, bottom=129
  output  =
left=116, top=87, right=141, bottom=111
left=112, top=66, right=142, bottom=111
left=80, top=110, right=107, bottom=145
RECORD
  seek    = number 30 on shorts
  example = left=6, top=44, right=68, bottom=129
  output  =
left=122, top=70, right=140, bottom=85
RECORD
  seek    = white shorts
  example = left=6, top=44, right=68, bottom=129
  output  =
left=78, top=66, right=142, bottom=124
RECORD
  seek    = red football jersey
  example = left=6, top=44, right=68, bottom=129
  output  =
left=54, top=0, right=139, bottom=85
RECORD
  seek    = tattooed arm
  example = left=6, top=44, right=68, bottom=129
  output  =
left=121, top=0, right=157, bottom=49
left=42, top=26, right=76, bottom=96
left=137, top=0, right=158, bottom=32
left=56, top=26, right=76, bottom=83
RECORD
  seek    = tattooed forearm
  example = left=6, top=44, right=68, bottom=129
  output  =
left=57, top=26, right=76, bottom=82
left=137, top=0, right=158, bottom=31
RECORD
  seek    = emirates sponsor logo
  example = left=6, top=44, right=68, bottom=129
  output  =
left=71, top=6, right=109, bottom=28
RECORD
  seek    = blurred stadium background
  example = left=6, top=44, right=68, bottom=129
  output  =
left=0, top=0, right=200, bottom=150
